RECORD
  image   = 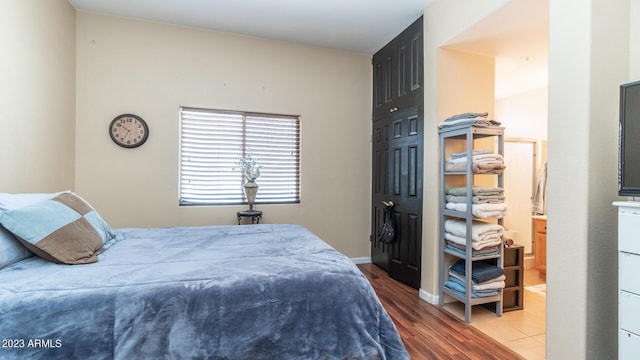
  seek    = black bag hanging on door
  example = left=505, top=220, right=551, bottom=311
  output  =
left=377, top=201, right=395, bottom=244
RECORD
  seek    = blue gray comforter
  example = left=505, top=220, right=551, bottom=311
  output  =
left=0, top=224, right=408, bottom=359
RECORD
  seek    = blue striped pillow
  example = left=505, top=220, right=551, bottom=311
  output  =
left=0, top=192, right=115, bottom=264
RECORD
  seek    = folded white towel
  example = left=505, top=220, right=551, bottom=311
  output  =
left=445, top=202, right=508, bottom=219
left=450, top=150, right=492, bottom=159
left=444, top=232, right=503, bottom=250
left=448, top=153, right=504, bottom=164
left=444, top=218, right=504, bottom=240
left=445, top=195, right=505, bottom=204
left=477, top=274, right=506, bottom=284
left=437, top=116, right=487, bottom=128
left=446, top=187, right=504, bottom=196
left=474, top=280, right=505, bottom=290
left=445, top=161, right=505, bottom=173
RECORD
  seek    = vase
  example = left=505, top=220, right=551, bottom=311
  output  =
left=243, top=181, right=259, bottom=211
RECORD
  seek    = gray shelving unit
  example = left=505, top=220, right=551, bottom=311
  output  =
left=438, top=124, right=505, bottom=323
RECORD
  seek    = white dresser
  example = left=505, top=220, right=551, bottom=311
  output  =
left=615, top=201, right=640, bottom=359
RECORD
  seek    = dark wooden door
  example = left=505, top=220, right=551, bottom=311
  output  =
left=372, top=44, right=394, bottom=119
left=371, top=116, right=391, bottom=270
left=371, top=16, right=423, bottom=289
left=386, top=105, right=422, bottom=289
left=372, top=17, right=423, bottom=120
left=371, top=106, right=423, bottom=288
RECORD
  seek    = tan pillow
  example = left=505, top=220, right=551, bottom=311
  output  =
left=0, top=192, right=115, bottom=264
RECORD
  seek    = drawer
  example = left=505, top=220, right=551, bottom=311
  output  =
left=534, top=218, right=547, bottom=234
left=620, top=328, right=640, bottom=360
left=620, top=253, right=640, bottom=295
left=620, top=291, right=640, bottom=335
left=620, top=212, right=640, bottom=254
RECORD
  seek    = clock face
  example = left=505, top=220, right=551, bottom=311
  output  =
left=109, top=114, right=149, bottom=148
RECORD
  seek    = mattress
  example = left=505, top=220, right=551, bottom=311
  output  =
left=0, top=223, right=408, bottom=359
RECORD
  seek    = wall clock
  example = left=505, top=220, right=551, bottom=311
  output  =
left=109, top=114, right=149, bottom=148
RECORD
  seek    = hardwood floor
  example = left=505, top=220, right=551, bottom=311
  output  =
left=358, top=263, right=525, bottom=360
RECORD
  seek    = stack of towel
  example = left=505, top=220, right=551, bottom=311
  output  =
left=444, top=218, right=503, bottom=257
left=445, top=187, right=507, bottom=219
left=438, top=112, right=502, bottom=129
left=444, top=259, right=505, bottom=298
left=445, top=150, right=505, bottom=174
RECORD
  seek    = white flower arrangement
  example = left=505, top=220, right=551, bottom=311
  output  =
left=234, top=152, right=262, bottom=182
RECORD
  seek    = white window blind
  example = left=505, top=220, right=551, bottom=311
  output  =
left=179, top=107, right=300, bottom=206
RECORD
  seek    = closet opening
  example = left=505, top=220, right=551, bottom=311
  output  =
left=435, top=0, right=548, bottom=358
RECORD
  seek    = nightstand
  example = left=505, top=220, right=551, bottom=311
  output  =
left=237, top=210, right=263, bottom=225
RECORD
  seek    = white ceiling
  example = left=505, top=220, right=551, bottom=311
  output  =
left=67, top=0, right=432, bottom=55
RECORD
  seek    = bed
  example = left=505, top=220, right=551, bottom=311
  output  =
left=0, top=192, right=408, bottom=360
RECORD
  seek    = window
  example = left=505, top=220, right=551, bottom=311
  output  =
left=179, top=107, right=300, bottom=206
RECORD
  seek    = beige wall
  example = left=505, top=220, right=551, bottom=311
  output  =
left=546, top=2, right=592, bottom=357
left=74, top=13, right=372, bottom=257
left=437, top=49, right=496, bottom=121
left=496, top=86, right=548, bottom=140
left=437, top=48, right=496, bottom=165
left=547, top=0, right=628, bottom=358
left=0, top=0, right=76, bottom=192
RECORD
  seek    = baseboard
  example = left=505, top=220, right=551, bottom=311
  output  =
left=351, top=257, right=372, bottom=264
left=419, top=288, right=439, bottom=305
left=352, top=258, right=439, bottom=306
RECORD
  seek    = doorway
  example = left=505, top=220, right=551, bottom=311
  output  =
left=503, top=139, right=537, bottom=254
left=434, top=0, right=548, bottom=357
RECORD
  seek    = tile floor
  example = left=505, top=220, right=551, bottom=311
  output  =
left=444, top=268, right=546, bottom=360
